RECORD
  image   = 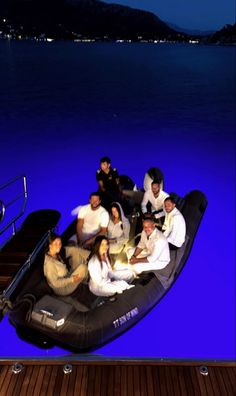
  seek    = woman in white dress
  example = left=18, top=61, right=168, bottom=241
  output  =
left=88, top=236, right=134, bottom=297
left=107, top=202, right=130, bottom=255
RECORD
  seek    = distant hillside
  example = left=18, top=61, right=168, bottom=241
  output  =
left=0, top=0, right=184, bottom=40
left=208, top=23, right=236, bottom=44
left=165, top=21, right=214, bottom=37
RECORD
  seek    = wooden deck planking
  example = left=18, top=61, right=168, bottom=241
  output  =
left=44, top=365, right=58, bottom=396
left=25, top=365, right=41, bottom=396
left=86, top=364, right=96, bottom=396
left=52, top=365, right=65, bottom=396
left=0, top=365, right=13, bottom=396
left=172, top=366, right=186, bottom=395
left=14, top=365, right=33, bottom=396
left=120, top=364, right=128, bottom=396
left=0, top=365, right=8, bottom=390
left=214, top=366, right=235, bottom=396
left=170, top=365, right=184, bottom=396
left=113, top=365, right=121, bottom=396
left=79, top=365, right=89, bottom=396
left=39, top=365, right=53, bottom=396
left=139, top=366, right=147, bottom=396
left=225, top=367, right=236, bottom=396
left=205, top=366, right=221, bottom=396
left=0, top=362, right=235, bottom=396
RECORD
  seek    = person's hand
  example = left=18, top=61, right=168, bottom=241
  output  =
left=129, top=255, right=138, bottom=264
left=73, top=274, right=81, bottom=283
left=81, top=239, right=92, bottom=249
left=83, top=239, right=90, bottom=245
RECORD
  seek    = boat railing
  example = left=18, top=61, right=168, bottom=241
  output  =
left=0, top=175, right=28, bottom=237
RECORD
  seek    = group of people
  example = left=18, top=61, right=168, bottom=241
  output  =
left=43, top=157, right=186, bottom=299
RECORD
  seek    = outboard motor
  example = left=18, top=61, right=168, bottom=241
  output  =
left=118, top=175, right=138, bottom=216
left=143, top=167, right=164, bottom=191
left=119, top=175, right=137, bottom=191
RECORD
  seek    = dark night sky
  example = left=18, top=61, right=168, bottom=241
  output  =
left=104, top=0, right=235, bottom=31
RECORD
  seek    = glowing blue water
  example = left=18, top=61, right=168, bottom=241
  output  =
left=0, top=41, right=235, bottom=359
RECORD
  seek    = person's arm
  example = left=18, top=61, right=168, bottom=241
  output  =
left=146, top=239, right=169, bottom=268
left=129, top=247, right=145, bottom=264
left=116, top=176, right=123, bottom=194
left=123, top=220, right=130, bottom=242
left=72, top=274, right=83, bottom=283
left=153, top=192, right=169, bottom=218
left=113, top=168, right=119, bottom=186
left=141, top=191, right=149, bottom=213
left=98, top=179, right=106, bottom=192
left=88, top=257, right=104, bottom=284
left=166, top=215, right=186, bottom=247
left=132, top=239, right=170, bottom=273
left=65, top=246, right=90, bottom=270
left=44, top=256, right=78, bottom=289
left=96, top=169, right=106, bottom=192
left=76, top=218, right=84, bottom=244
left=83, top=210, right=109, bottom=248
left=115, top=220, right=130, bottom=245
left=112, top=168, right=122, bottom=193
left=88, top=257, right=116, bottom=296
left=83, top=226, right=108, bottom=248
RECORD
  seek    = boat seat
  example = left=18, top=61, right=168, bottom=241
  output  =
left=61, top=218, right=77, bottom=244
left=174, top=235, right=190, bottom=275
left=153, top=235, right=190, bottom=289
left=1, top=210, right=61, bottom=255
left=21, top=209, right=60, bottom=230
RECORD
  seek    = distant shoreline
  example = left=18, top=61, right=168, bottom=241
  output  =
left=0, top=37, right=235, bottom=46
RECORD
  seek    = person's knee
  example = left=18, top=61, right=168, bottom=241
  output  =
left=76, top=264, right=88, bottom=280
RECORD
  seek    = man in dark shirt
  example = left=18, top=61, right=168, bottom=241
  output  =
left=96, top=156, right=121, bottom=209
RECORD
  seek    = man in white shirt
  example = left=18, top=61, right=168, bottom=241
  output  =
left=76, top=192, right=109, bottom=249
left=162, top=197, right=186, bottom=249
left=141, top=180, right=169, bottom=219
left=127, top=218, right=170, bottom=275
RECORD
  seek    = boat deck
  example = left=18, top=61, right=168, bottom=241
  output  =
left=0, top=360, right=235, bottom=396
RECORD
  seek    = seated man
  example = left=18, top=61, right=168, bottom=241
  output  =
left=126, top=217, right=170, bottom=275
left=141, top=179, right=169, bottom=222
left=96, top=156, right=121, bottom=209
left=76, top=192, right=109, bottom=250
left=162, top=196, right=186, bottom=249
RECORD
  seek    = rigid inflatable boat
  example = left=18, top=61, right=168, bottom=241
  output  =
left=0, top=175, right=207, bottom=352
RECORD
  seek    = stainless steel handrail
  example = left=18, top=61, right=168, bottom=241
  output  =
left=0, top=175, right=28, bottom=236
left=0, top=199, right=5, bottom=222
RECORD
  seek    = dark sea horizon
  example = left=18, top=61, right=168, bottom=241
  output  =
left=0, top=40, right=235, bottom=359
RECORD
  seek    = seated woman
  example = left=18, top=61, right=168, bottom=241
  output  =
left=107, top=202, right=130, bottom=255
left=88, top=235, right=135, bottom=297
left=44, top=233, right=89, bottom=296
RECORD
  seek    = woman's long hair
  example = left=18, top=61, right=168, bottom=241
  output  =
left=110, top=202, right=123, bottom=230
left=88, top=235, right=111, bottom=268
left=45, top=232, right=60, bottom=254
left=45, top=232, right=68, bottom=266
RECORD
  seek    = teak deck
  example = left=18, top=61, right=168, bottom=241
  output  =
left=0, top=360, right=235, bottom=396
